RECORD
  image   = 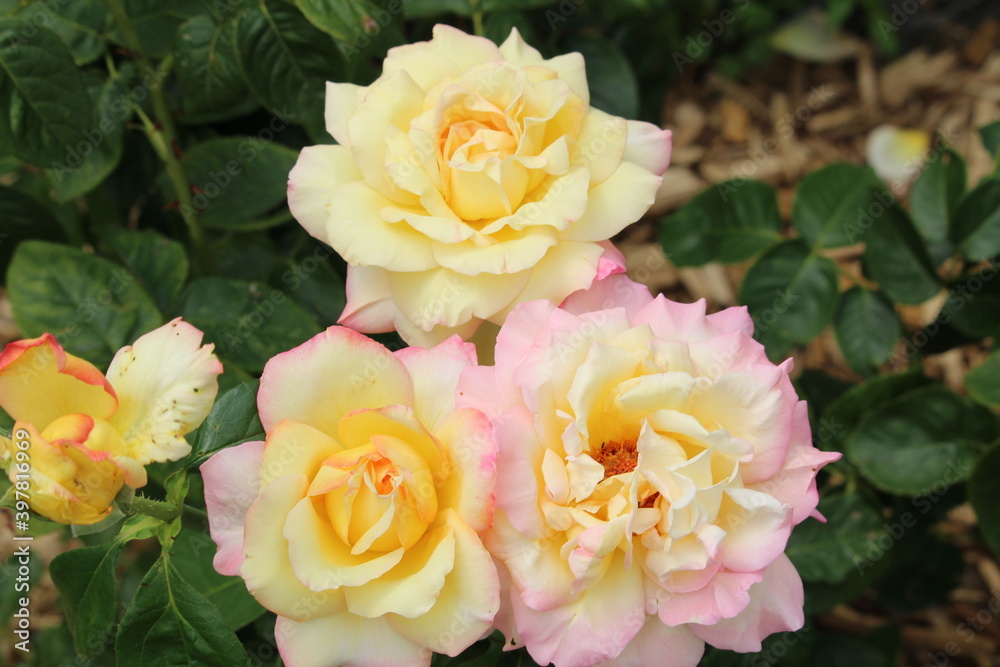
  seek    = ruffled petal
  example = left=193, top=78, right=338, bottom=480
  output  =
left=106, top=319, right=222, bottom=464
left=258, top=326, right=413, bottom=434
left=275, top=613, right=431, bottom=667
left=288, top=144, right=364, bottom=241
left=201, top=440, right=265, bottom=576
left=394, top=335, right=477, bottom=433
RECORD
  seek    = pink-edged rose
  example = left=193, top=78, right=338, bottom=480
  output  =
left=459, top=275, right=841, bottom=667
left=202, top=327, right=500, bottom=667
left=288, top=24, right=670, bottom=347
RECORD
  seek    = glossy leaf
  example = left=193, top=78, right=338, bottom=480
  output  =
left=833, top=287, right=901, bottom=377
left=185, top=380, right=264, bottom=468
left=0, top=20, right=95, bottom=166
left=660, top=180, right=783, bottom=267
left=862, top=205, right=941, bottom=305
left=7, top=241, right=162, bottom=368
left=792, top=163, right=880, bottom=248
left=738, top=240, right=839, bottom=359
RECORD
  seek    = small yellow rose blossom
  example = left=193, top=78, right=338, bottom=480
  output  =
left=0, top=319, right=222, bottom=524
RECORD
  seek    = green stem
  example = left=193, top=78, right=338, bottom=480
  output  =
left=470, top=0, right=485, bottom=37
left=183, top=504, right=208, bottom=520
left=104, top=0, right=211, bottom=274
left=131, top=496, right=182, bottom=522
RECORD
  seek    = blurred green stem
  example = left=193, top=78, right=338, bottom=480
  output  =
left=104, top=0, right=211, bottom=274
left=470, top=0, right=485, bottom=37
left=131, top=496, right=182, bottom=522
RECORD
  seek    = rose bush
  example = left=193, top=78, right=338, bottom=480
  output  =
left=0, top=319, right=222, bottom=524
left=202, top=326, right=499, bottom=666
left=288, top=24, right=671, bottom=347
left=458, top=275, right=841, bottom=666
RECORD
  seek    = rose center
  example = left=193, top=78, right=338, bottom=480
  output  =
left=592, top=439, right=639, bottom=479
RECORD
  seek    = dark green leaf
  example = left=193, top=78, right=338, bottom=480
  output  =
left=170, top=529, right=266, bottom=630
left=969, top=442, right=1000, bottom=558
left=940, top=265, right=1000, bottom=339
left=966, top=351, right=1000, bottom=409
left=0, top=20, right=95, bottom=166
left=785, top=491, right=883, bottom=584
left=7, top=241, right=163, bottom=368
left=909, top=147, right=965, bottom=265
left=738, top=240, right=840, bottom=360
left=879, top=530, right=963, bottom=614
left=115, top=556, right=249, bottom=667
left=659, top=180, right=782, bottom=267
left=294, top=0, right=403, bottom=56
left=235, top=0, right=344, bottom=133
left=50, top=542, right=122, bottom=659
left=822, top=370, right=933, bottom=452
left=171, top=137, right=298, bottom=230
left=951, top=178, right=1000, bottom=262
left=272, top=246, right=346, bottom=327
left=107, top=228, right=189, bottom=313
left=45, top=66, right=131, bottom=201
left=979, top=120, right=1000, bottom=156
left=0, top=184, right=65, bottom=278
left=185, top=380, right=263, bottom=468
left=833, top=287, right=900, bottom=377
left=176, top=16, right=248, bottom=117
left=862, top=205, right=941, bottom=305
left=15, top=0, right=110, bottom=65
left=111, top=0, right=196, bottom=59
left=846, top=385, right=996, bottom=495
left=792, top=163, right=880, bottom=248
left=175, top=278, right=321, bottom=373
left=562, top=35, right=638, bottom=120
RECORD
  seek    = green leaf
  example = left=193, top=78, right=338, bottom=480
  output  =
left=908, top=147, right=965, bottom=265
left=235, top=0, right=345, bottom=133
left=110, top=0, right=194, bottom=59
left=791, top=163, right=880, bottom=248
left=176, top=15, right=248, bottom=117
left=45, top=66, right=131, bottom=201
left=969, top=442, right=1000, bottom=558
left=170, top=137, right=298, bottom=230
left=185, top=380, right=263, bottom=468
left=833, top=287, right=900, bottom=377
left=115, top=555, right=249, bottom=667
left=562, top=35, right=638, bottom=120
left=659, top=180, right=782, bottom=267
left=951, top=177, right=1000, bottom=262
left=862, top=204, right=941, bottom=305
left=0, top=184, right=65, bottom=278
left=107, top=228, right=189, bottom=313
left=822, top=370, right=932, bottom=452
left=846, top=385, right=997, bottom=495
left=294, top=0, right=403, bottom=56
left=965, top=351, right=1000, bottom=409
left=979, top=120, right=1000, bottom=156
left=785, top=491, right=883, bottom=584
left=175, top=278, right=321, bottom=373
left=0, top=20, right=95, bottom=167
left=7, top=241, right=163, bottom=368
left=50, top=542, right=123, bottom=659
left=170, top=529, right=266, bottom=630
left=940, top=266, right=1000, bottom=339
left=738, top=240, right=840, bottom=360
left=879, top=529, right=963, bottom=614
left=15, top=0, right=110, bottom=65
left=272, top=246, right=346, bottom=327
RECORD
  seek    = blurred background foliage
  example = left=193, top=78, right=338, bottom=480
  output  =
left=0, top=0, right=999, bottom=665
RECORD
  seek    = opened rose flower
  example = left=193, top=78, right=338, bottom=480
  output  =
left=201, top=326, right=499, bottom=666
left=0, top=319, right=222, bottom=524
left=288, top=24, right=671, bottom=347
left=458, top=275, right=841, bottom=666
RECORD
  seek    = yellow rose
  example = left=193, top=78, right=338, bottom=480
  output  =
left=288, top=24, right=672, bottom=347
left=0, top=319, right=222, bottom=524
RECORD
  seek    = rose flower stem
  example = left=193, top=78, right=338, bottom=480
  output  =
left=131, top=496, right=183, bottom=522
left=104, top=0, right=212, bottom=275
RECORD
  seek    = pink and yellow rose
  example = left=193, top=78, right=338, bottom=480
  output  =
left=202, top=326, right=499, bottom=666
left=0, top=319, right=222, bottom=524
left=458, top=275, right=841, bottom=666
left=288, top=24, right=671, bottom=347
